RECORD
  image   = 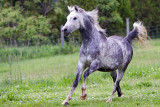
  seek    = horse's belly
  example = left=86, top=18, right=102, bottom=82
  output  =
left=97, top=68, right=115, bottom=72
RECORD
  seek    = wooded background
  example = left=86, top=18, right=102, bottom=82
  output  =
left=0, top=0, right=160, bottom=46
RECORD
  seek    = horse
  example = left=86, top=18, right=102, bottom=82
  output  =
left=61, top=5, right=148, bottom=105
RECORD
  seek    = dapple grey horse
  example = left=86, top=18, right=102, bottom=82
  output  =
left=61, top=5, right=148, bottom=105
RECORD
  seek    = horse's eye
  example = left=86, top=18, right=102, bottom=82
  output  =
left=73, top=17, right=77, bottom=20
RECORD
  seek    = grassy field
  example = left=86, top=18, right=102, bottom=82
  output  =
left=0, top=39, right=160, bottom=106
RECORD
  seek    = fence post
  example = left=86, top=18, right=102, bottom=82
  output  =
left=126, top=18, right=130, bottom=35
left=61, top=25, right=64, bottom=47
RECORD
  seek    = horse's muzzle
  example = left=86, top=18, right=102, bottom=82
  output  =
left=62, top=27, right=70, bottom=36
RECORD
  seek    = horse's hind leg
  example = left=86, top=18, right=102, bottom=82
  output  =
left=80, top=60, right=100, bottom=100
left=106, top=69, right=125, bottom=103
left=110, top=71, right=123, bottom=97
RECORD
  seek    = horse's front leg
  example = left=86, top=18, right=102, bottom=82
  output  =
left=80, top=60, right=100, bottom=100
left=62, top=61, right=85, bottom=105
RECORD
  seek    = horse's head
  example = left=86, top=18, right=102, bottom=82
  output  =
left=62, top=5, right=105, bottom=36
left=62, top=5, right=85, bottom=35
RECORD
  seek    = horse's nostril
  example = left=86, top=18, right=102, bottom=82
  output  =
left=64, top=28, right=67, bottom=32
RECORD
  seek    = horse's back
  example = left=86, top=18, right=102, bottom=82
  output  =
left=108, top=36, right=123, bottom=40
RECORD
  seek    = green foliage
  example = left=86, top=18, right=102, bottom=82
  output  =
left=0, top=3, right=51, bottom=46
left=131, top=0, right=160, bottom=26
left=97, top=0, right=123, bottom=30
left=24, top=0, right=55, bottom=16
left=18, top=15, right=51, bottom=45
left=0, top=0, right=124, bottom=46
left=0, top=5, right=22, bottom=42
left=67, top=0, right=97, bottom=10
left=117, top=0, right=134, bottom=27
left=0, top=0, right=160, bottom=46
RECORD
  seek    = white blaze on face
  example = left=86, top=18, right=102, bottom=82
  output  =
left=63, top=11, right=84, bottom=33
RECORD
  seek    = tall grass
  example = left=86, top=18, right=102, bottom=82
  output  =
left=0, top=44, right=79, bottom=63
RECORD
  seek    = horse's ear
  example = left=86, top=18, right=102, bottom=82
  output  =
left=93, top=7, right=98, bottom=13
left=74, top=5, right=84, bottom=13
left=74, top=5, right=79, bottom=12
left=68, top=6, right=73, bottom=12
left=68, top=5, right=83, bottom=13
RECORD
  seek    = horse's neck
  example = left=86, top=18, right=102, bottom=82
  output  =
left=80, top=27, right=107, bottom=47
left=80, top=29, right=95, bottom=45
left=80, top=20, right=100, bottom=45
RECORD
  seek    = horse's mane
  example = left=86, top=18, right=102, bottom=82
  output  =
left=86, top=9, right=106, bottom=35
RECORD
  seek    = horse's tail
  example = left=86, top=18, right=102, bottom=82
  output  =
left=124, top=21, right=149, bottom=46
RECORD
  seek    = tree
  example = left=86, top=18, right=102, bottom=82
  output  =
left=0, top=3, right=51, bottom=46
left=0, top=4, right=23, bottom=46
left=1, top=0, right=160, bottom=46
left=131, top=0, right=160, bottom=26
left=67, top=0, right=97, bottom=10
left=24, top=0, right=55, bottom=16
left=117, top=0, right=134, bottom=28
left=96, top=0, right=123, bottom=35
left=18, top=15, right=51, bottom=45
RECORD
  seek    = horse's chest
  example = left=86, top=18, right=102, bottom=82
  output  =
left=82, top=48, right=99, bottom=64
left=86, top=54, right=95, bottom=62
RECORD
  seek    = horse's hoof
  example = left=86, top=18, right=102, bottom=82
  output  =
left=62, top=102, right=69, bottom=106
left=118, top=92, right=123, bottom=97
left=80, top=94, right=87, bottom=100
left=106, top=99, right=112, bottom=103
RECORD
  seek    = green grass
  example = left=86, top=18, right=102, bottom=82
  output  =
left=0, top=39, right=160, bottom=106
